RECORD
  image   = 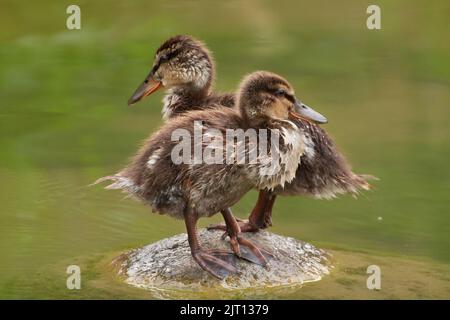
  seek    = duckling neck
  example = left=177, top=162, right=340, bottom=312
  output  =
left=162, top=86, right=210, bottom=120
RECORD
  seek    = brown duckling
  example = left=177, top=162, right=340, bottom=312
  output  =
left=97, top=71, right=323, bottom=279
left=127, top=35, right=371, bottom=235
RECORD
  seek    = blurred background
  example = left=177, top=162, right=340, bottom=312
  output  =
left=0, top=0, right=449, bottom=299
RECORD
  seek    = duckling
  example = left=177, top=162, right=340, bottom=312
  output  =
left=127, top=35, right=371, bottom=235
left=127, top=35, right=252, bottom=255
left=97, top=71, right=324, bottom=279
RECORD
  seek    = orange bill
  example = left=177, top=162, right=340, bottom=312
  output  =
left=128, top=75, right=162, bottom=106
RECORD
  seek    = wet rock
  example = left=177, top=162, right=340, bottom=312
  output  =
left=116, top=229, right=332, bottom=299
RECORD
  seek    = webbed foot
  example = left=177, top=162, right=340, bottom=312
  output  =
left=192, top=249, right=238, bottom=279
left=229, top=235, right=273, bottom=266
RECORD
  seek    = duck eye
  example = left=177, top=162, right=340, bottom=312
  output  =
left=275, top=89, right=285, bottom=97
left=159, top=54, right=169, bottom=63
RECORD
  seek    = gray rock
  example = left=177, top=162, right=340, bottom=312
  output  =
left=117, top=229, right=332, bottom=299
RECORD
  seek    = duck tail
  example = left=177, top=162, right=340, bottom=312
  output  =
left=91, top=174, right=140, bottom=193
left=347, top=173, right=379, bottom=197
left=91, top=175, right=119, bottom=188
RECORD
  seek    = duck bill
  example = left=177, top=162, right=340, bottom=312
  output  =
left=289, top=100, right=328, bottom=124
left=127, top=74, right=162, bottom=106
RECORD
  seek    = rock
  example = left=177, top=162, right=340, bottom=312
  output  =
left=116, top=229, right=332, bottom=299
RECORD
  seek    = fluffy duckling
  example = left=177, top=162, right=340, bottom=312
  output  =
left=127, top=35, right=253, bottom=245
left=97, top=71, right=324, bottom=279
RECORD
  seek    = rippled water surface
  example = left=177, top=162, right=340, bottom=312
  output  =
left=1, top=0, right=449, bottom=298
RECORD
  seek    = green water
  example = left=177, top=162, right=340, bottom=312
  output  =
left=0, top=0, right=449, bottom=299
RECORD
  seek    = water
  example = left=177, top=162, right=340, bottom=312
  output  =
left=1, top=0, right=449, bottom=299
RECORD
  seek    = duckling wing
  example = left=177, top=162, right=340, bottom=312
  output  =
left=95, top=107, right=245, bottom=217
left=275, top=121, right=374, bottom=199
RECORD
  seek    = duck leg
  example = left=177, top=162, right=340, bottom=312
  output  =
left=248, top=190, right=277, bottom=230
left=208, top=190, right=277, bottom=233
left=220, top=208, right=273, bottom=266
left=184, top=205, right=238, bottom=279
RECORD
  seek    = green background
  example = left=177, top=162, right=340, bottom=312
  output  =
left=0, top=0, right=449, bottom=298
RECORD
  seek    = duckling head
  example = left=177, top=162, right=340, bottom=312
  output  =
left=128, top=35, right=214, bottom=105
left=237, top=71, right=328, bottom=126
